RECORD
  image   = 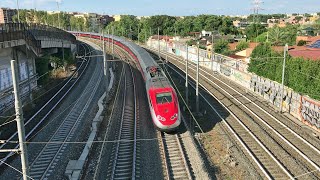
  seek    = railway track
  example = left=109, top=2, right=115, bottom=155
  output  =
left=91, top=42, right=141, bottom=179
left=147, top=48, right=320, bottom=179
left=0, top=43, right=92, bottom=166
left=106, top=64, right=138, bottom=179
left=159, top=132, right=193, bottom=180
left=27, top=44, right=103, bottom=179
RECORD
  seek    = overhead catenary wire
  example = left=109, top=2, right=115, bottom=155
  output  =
left=0, top=159, right=34, bottom=180
left=0, top=48, right=90, bottom=129
left=160, top=57, right=204, bottom=134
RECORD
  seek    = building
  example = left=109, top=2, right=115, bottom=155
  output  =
left=98, top=15, right=114, bottom=26
left=46, top=11, right=60, bottom=15
left=201, top=30, right=212, bottom=37
left=74, top=13, right=86, bottom=19
left=267, top=18, right=286, bottom=28
left=0, top=8, right=17, bottom=23
left=288, top=49, right=320, bottom=61
left=232, top=20, right=250, bottom=29
left=113, top=15, right=121, bottom=22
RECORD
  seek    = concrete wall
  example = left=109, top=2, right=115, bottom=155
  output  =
left=0, top=47, right=37, bottom=113
left=147, top=40, right=320, bottom=130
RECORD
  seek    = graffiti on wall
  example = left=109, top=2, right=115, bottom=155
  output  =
left=250, top=75, right=301, bottom=115
left=232, top=71, right=251, bottom=88
left=220, top=65, right=231, bottom=76
left=300, top=97, right=320, bottom=128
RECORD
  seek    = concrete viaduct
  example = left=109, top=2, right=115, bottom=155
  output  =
left=0, top=23, right=77, bottom=113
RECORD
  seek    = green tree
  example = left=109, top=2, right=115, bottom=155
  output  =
left=245, top=23, right=267, bottom=41
left=249, top=43, right=320, bottom=100
left=218, top=17, right=238, bottom=35
left=256, top=32, right=268, bottom=43
left=236, top=40, right=249, bottom=51
left=268, top=26, right=286, bottom=46
left=214, top=39, right=230, bottom=55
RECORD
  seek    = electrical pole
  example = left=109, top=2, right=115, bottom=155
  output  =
left=56, top=0, right=60, bottom=29
left=138, top=25, right=140, bottom=45
left=280, top=43, right=288, bottom=113
left=11, top=60, right=29, bottom=180
left=145, top=30, right=147, bottom=44
left=102, top=31, right=108, bottom=92
left=211, top=33, right=214, bottom=71
left=108, top=28, right=110, bottom=52
left=158, top=27, right=160, bottom=58
left=150, top=27, right=152, bottom=36
left=112, top=26, right=114, bottom=60
left=185, top=44, right=189, bottom=105
left=16, top=0, right=20, bottom=23
left=165, top=34, right=168, bottom=61
left=196, top=42, right=200, bottom=114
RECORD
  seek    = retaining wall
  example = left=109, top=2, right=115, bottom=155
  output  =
left=147, top=40, right=319, bottom=130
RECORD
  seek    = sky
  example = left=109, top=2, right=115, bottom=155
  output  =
left=0, top=0, right=319, bottom=16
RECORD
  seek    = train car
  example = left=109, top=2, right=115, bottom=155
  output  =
left=71, top=32, right=181, bottom=131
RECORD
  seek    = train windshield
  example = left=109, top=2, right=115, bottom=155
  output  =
left=156, top=92, right=172, bottom=104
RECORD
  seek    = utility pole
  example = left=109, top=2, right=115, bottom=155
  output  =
left=211, top=33, right=214, bottom=71
left=185, top=44, right=189, bottom=105
left=196, top=42, right=200, bottom=114
left=149, top=27, right=152, bottom=36
left=11, top=60, right=29, bottom=180
left=62, top=41, right=65, bottom=71
left=16, top=0, right=20, bottom=23
left=280, top=43, right=288, bottom=113
left=158, top=27, right=160, bottom=58
left=138, top=25, right=140, bottom=45
left=107, top=28, right=110, bottom=52
left=102, top=31, right=108, bottom=92
left=165, top=34, right=168, bottom=61
left=56, top=0, right=60, bottom=29
left=112, top=26, right=114, bottom=60
left=145, top=30, right=147, bottom=44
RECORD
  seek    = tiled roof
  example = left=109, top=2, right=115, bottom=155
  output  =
left=229, top=42, right=259, bottom=50
left=289, top=49, right=320, bottom=61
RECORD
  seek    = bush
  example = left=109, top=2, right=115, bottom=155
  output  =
left=297, top=40, right=307, bottom=46
left=214, top=39, right=230, bottom=55
left=236, top=40, right=249, bottom=51
left=249, top=43, right=320, bottom=100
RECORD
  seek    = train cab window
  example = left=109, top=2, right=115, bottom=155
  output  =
left=156, top=92, right=172, bottom=104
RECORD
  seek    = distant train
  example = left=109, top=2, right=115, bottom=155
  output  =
left=71, top=32, right=181, bottom=131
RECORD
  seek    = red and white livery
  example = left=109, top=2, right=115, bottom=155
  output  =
left=72, top=32, right=181, bottom=131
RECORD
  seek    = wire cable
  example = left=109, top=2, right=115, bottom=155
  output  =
left=0, top=159, right=34, bottom=180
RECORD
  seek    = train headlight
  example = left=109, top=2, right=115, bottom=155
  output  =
left=170, top=113, right=178, bottom=120
left=157, top=115, right=166, bottom=121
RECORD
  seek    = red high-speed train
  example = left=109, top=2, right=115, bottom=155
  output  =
left=73, top=32, right=181, bottom=131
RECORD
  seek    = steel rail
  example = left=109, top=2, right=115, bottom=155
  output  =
left=164, top=63, right=291, bottom=179
left=157, top=49, right=320, bottom=176
left=0, top=43, right=92, bottom=166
